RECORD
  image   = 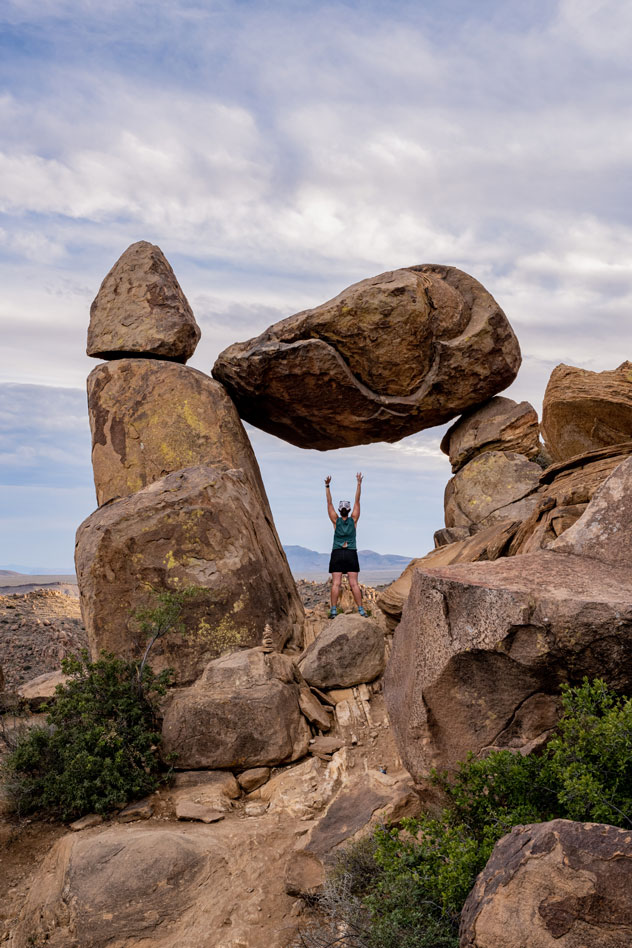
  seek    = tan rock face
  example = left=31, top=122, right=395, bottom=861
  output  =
left=385, top=457, right=632, bottom=780
left=87, top=241, right=200, bottom=362
left=88, top=359, right=269, bottom=508
left=441, top=396, right=540, bottom=472
left=444, top=451, right=541, bottom=528
left=74, top=465, right=304, bottom=685
left=161, top=649, right=311, bottom=769
left=213, top=265, right=520, bottom=449
left=298, top=614, right=386, bottom=688
left=460, top=820, right=632, bottom=948
left=377, top=520, right=520, bottom=631
left=541, top=361, right=632, bottom=463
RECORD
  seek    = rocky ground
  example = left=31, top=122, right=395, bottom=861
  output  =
left=0, top=590, right=86, bottom=692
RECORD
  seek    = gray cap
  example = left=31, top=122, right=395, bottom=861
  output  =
left=338, top=500, right=351, bottom=511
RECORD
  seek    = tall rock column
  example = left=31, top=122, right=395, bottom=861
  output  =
left=75, top=241, right=303, bottom=685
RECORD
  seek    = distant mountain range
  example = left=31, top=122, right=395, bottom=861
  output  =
left=0, top=564, right=76, bottom=575
left=283, top=545, right=410, bottom=574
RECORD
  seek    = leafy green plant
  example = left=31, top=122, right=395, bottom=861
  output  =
left=3, top=650, right=172, bottom=820
left=304, top=678, right=632, bottom=947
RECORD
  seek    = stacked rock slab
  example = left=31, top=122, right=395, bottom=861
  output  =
left=87, top=358, right=274, bottom=510
left=213, top=265, right=521, bottom=449
left=541, top=361, right=632, bottom=462
left=440, top=396, right=540, bottom=473
left=87, top=240, right=201, bottom=361
left=77, top=241, right=303, bottom=684
left=384, top=455, right=632, bottom=781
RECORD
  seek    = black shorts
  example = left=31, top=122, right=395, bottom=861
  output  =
left=328, top=548, right=360, bottom=574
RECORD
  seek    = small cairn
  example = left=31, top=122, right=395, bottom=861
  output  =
left=261, top=623, right=275, bottom=653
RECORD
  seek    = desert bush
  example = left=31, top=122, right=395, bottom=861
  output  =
left=2, top=650, right=172, bottom=820
left=304, top=678, right=632, bottom=947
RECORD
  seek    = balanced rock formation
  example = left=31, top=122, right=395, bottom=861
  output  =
left=541, top=361, right=632, bottom=462
left=213, top=265, right=520, bottom=450
left=75, top=466, right=304, bottom=685
left=460, top=820, right=632, bottom=948
left=87, top=241, right=200, bottom=362
left=298, top=614, right=385, bottom=689
left=385, top=456, right=632, bottom=780
left=161, top=649, right=311, bottom=769
left=441, top=396, right=540, bottom=473
left=444, top=451, right=541, bottom=529
left=88, top=359, right=270, bottom=508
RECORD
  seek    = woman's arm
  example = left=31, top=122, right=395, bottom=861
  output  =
left=325, top=476, right=337, bottom=525
left=352, top=472, right=362, bottom=523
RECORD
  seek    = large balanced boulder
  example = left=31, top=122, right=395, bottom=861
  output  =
left=541, top=361, right=632, bottom=462
left=444, top=451, right=541, bottom=529
left=87, top=240, right=200, bottom=362
left=298, top=614, right=385, bottom=688
left=460, top=820, right=632, bottom=948
left=441, top=397, right=540, bottom=473
left=385, top=456, right=632, bottom=780
left=88, top=358, right=270, bottom=508
left=75, top=465, right=304, bottom=685
left=161, top=649, right=311, bottom=769
left=213, top=265, right=520, bottom=449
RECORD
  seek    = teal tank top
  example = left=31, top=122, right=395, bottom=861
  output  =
left=332, top=516, right=357, bottom=550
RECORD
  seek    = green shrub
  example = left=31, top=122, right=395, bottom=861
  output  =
left=307, top=678, right=632, bottom=947
left=3, top=650, right=172, bottom=820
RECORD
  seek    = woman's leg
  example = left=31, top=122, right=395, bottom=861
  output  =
left=348, top=572, right=363, bottom=608
left=330, top=572, right=343, bottom=608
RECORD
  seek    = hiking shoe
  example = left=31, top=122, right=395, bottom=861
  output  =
left=358, top=606, right=367, bottom=617
left=329, top=607, right=337, bottom=619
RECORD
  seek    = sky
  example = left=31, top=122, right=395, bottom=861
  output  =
left=1, top=0, right=631, bottom=570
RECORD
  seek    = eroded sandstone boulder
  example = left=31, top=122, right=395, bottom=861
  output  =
left=460, top=820, right=632, bottom=948
left=541, top=361, right=632, bottom=462
left=87, top=241, right=200, bottom=362
left=88, top=358, right=270, bottom=508
left=298, top=614, right=385, bottom=688
left=213, top=265, right=520, bottom=449
left=385, top=456, right=632, bottom=780
left=441, top=397, right=540, bottom=473
left=161, top=649, right=311, bottom=769
left=75, top=465, right=303, bottom=685
left=444, top=451, right=541, bottom=529
left=378, top=520, right=520, bottom=630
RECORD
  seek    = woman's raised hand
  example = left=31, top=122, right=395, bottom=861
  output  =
left=325, top=475, right=332, bottom=487
left=356, top=472, right=363, bottom=483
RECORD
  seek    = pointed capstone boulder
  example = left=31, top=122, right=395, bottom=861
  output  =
left=87, top=241, right=200, bottom=362
left=212, top=265, right=521, bottom=450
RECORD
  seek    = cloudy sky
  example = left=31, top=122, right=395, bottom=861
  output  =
left=1, top=0, right=631, bottom=570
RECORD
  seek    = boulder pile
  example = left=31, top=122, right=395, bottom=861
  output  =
left=10, top=244, right=632, bottom=948
left=75, top=241, right=303, bottom=684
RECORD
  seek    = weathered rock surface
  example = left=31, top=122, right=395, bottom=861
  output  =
left=17, top=670, right=66, bottom=710
left=441, top=397, right=540, bottom=472
left=378, top=520, right=520, bottom=630
left=88, top=358, right=272, bottom=508
left=298, top=614, right=385, bottom=688
left=8, top=821, right=298, bottom=948
left=213, top=265, right=520, bottom=449
left=460, top=820, right=632, bottom=948
left=87, top=240, right=200, bottom=362
left=541, top=361, right=632, bottom=462
left=507, top=443, right=632, bottom=555
left=237, top=767, right=270, bottom=792
left=161, top=649, right=311, bottom=769
left=75, top=465, right=304, bottom=685
left=385, top=457, right=632, bottom=779
left=444, top=451, right=541, bottom=528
